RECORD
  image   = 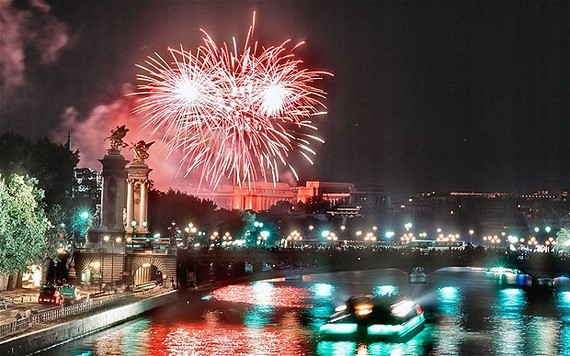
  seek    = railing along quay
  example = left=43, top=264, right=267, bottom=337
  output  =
left=0, top=292, right=132, bottom=340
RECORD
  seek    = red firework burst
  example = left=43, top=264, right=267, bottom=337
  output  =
left=132, top=12, right=332, bottom=188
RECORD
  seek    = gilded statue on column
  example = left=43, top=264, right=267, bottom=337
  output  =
left=130, top=140, right=155, bottom=163
left=104, top=125, right=129, bottom=151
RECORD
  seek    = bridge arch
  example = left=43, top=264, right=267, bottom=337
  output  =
left=127, top=255, right=177, bottom=287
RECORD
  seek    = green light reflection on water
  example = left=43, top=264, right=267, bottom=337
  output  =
left=315, top=325, right=433, bottom=356
left=525, top=317, right=559, bottom=356
left=243, top=281, right=276, bottom=329
left=557, top=291, right=570, bottom=353
left=434, top=286, right=463, bottom=355
left=492, top=288, right=526, bottom=356
left=307, top=304, right=335, bottom=330
left=316, top=341, right=356, bottom=355
left=374, top=285, right=399, bottom=297
left=121, top=318, right=152, bottom=354
left=311, top=283, right=335, bottom=299
left=243, top=304, right=274, bottom=329
left=437, top=286, right=461, bottom=316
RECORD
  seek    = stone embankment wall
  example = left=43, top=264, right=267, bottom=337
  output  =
left=0, top=291, right=177, bottom=356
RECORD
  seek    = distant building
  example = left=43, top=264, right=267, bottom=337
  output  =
left=196, top=182, right=297, bottom=211
left=193, top=180, right=391, bottom=214
left=297, top=181, right=354, bottom=205
left=349, top=184, right=391, bottom=213
left=73, top=167, right=102, bottom=199
left=405, top=190, right=570, bottom=239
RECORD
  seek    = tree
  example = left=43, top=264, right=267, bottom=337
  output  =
left=0, top=174, right=55, bottom=280
left=301, top=196, right=332, bottom=214
left=556, top=227, right=570, bottom=253
left=0, top=133, right=79, bottom=210
left=148, top=188, right=218, bottom=236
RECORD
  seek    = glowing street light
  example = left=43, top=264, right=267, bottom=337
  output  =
left=130, top=220, right=137, bottom=237
left=507, top=235, right=518, bottom=244
left=364, top=232, right=376, bottom=242
left=286, top=230, right=303, bottom=248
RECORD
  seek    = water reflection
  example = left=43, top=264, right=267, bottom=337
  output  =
left=45, top=269, right=570, bottom=356
left=492, top=288, right=526, bottom=355
left=433, top=286, right=463, bottom=355
left=557, top=291, right=570, bottom=354
left=316, top=327, right=433, bottom=356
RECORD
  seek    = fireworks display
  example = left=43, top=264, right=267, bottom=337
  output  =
left=132, top=12, right=331, bottom=189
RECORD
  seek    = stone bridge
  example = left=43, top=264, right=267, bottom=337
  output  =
left=177, top=248, right=570, bottom=287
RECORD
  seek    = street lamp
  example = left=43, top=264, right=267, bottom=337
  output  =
left=468, top=230, right=474, bottom=245
left=104, top=235, right=122, bottom=290
left=131, top=220, right=137, bottom=237
left=91, top=261, right=101, bottom=293
left=112, top=237, right=121, bottom=289
left=103, top=235, right=110, bottom=291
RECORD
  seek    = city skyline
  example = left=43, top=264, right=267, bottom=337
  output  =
left=1, top=1, right=568, bottom=200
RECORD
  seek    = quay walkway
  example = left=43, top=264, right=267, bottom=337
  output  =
left=0, top=284, right=166, bottom=343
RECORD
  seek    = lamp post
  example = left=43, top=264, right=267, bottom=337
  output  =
left=100, top=235, right=106, bottom=292
left=53, top=260, right=58, bottom=285
left=131, top=220, right=137, bottom=238
left=91, top=261, right=101, bottom=293
left=113, top=237, right=122, bottom=289
left=103, top=235, right=110, bottom=291
left=468, top=230, right=474, bottom=246
left=105, top=235, right=122, bottom=290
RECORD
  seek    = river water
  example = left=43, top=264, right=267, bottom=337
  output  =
left=43, top=267, right=570, bottom=355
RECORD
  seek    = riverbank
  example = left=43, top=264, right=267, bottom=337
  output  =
left=0, top=290, right=177, bottom=356
left=0, top=267, right=322, bottom=356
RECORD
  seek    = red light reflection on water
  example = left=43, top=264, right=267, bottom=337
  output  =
left=210, top=283, right=310, bottom=308
left=148, top=311, right=309, bottom=355
left=145, top=284, right=313, bottom=355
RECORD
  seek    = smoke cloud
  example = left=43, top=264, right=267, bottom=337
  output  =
left=51, top=84, right=204, bottom=193
left=0, top=0, right=70, bottom=97
left=52, top=84, right=304, bottom=195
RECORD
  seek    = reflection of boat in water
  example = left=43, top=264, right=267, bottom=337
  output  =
left=409, top=267, right=427, bottom=284
left=318, top=294, right=426, bottom=342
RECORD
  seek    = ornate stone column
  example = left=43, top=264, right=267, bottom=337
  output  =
left=125, top=140, right=154, bottom=237
left=86, top=126, right=129, bottom=248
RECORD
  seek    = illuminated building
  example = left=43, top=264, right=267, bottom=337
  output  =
left=193, top=180, right=390, bottom=213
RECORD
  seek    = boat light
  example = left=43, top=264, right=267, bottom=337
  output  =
left=334, top=304, right=347, bottom=312
left=355, top=303, right=373, bottom=317
left=319, top=323, right=358, bottom=334
left=391, top=300, right=414, bottom=317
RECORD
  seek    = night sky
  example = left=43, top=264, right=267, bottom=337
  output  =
left=1, top=0, right=569, bottom=201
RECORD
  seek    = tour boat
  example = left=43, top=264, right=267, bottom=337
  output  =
left=409, top=267, right=427, bottom=284
left=318, top=294, right=426, bottom=342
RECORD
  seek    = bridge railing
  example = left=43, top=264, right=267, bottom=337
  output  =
left=0, top=292, right=130, bottom=340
